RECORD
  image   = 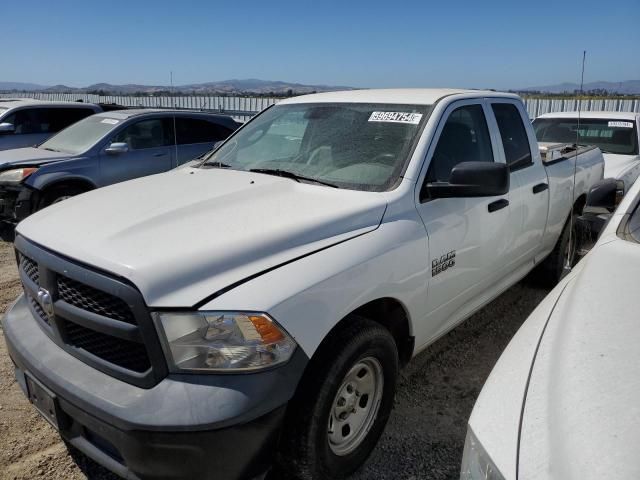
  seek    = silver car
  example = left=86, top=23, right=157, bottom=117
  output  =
left=0, top=98, right=101, bottom=150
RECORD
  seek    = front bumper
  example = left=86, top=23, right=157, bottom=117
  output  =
left=0, top=185, right=35, bottom=221
left=3, top=294, right=308, bottom=480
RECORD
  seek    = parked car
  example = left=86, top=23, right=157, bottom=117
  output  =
left=0, top=98, right=101, bottom=151
left=0, top=109, right=239, bottom=222
left=3, top=89, right=604, bottom=480
left=534, top=111, right=640, bottom=191
left=461, top=174, right=640, bottom=480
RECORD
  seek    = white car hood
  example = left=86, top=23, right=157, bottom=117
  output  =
left=519, top=239, right=640, bottom=479
left=0, top=146, right=72, bottom=167
left=602, top=153, right=640, bottom=181
left=17, top=167, right=387, bottom=307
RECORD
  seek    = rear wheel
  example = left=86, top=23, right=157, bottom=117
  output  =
left=533, top=216, right=578, bottom=287
left=277, top=316, right=398, bottom=479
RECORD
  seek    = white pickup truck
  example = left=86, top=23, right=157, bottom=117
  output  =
left=3, top=89, right=604, bottom=480
left=534, top=111, right=640, bottom=191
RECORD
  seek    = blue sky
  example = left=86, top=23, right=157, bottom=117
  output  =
left=4, top=0, right=639, bottom=89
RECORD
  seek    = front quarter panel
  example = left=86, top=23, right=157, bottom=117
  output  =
left=24, top=157, right=98, bottom=191
left=199, top=213, right=430, bottom=359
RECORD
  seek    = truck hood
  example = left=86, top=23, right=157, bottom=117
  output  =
left=17, top=167, right=387, bottom=306
left=518, top=239, right=640, bottom=479
left=0, top=146, right=73, bottom=169
left=602, top=153, right=640, bottom=181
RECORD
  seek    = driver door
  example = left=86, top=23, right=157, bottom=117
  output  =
left=413, top=100, right=518, bottom=344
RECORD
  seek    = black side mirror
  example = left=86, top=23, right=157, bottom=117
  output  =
left=578, top=178, right=625, bottom=241
left=423, top=161, right=510, bottom=200
left=584, top=178, right=625, bottom=214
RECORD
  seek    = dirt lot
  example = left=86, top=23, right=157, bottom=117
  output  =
left=0, top=235, right=549, bottom=480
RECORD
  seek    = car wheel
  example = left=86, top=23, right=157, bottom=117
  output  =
left=277, top=316, right=398, bottom=480
left=39, top=186, right=87, bottom=210
left=534, top=215, right=578, bottom=287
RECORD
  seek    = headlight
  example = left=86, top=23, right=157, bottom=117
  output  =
left=154, top=311, right=297, bottom=372
left=460, top=428, right=505, bottom=480
left=0, top=167, right=37, bottom=183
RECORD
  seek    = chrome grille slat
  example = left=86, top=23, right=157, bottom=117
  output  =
left=20, top=254, right=39, bottom=285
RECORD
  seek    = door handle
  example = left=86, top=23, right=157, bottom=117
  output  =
left=532, top=182, right=549, bottom=194
left=153, top=152, right=167, bottom=157
left=488, top=199, right=509, bottom=213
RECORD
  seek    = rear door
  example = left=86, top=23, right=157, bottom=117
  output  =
left=414, top=99, right=517, bottom=342
left=99, top=117, right=174, bottom=186
left=173, top=116, right=234, bottom=166
left=489, top=100, right=549, bottom=264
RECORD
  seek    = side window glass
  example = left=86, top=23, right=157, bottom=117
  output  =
left=491, top=103, right=532, bottom=169
left=175, top=118, right=231, bottom=145
left=427, top=104, right=494, bottom=182
left=113, top=119, right=170, bottom=150
left=9, top=108, right=52, bottom=135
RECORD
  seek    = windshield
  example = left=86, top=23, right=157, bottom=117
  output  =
left=534, top=118, right=638, bottom=155
left=39, top=115, right=120, bottom=154
left=201, top=102, right=431, bottom=191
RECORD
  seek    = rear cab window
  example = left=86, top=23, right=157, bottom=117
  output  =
left=534, top=117, right=639, bottom=155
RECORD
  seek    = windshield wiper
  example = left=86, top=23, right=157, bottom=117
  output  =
left=40, top=147, right=60, bottom=152
left=248, top=168, right=338, bottom=188
left=201, top=161, right=233, bottom=168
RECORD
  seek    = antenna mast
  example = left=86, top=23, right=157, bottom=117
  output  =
left=564, top=50, right=587, bottom=274
left=171, top=71, right=178, bottom=167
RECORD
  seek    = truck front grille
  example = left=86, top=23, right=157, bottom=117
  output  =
left=27, top=293, right=50, bottom=325
left=58, top=275, right=135, bottom=325
left=15, top=236, right=167, bottom=388
left=20, top=254, right=39, bottom=285
left=64, top=321, right=151, bottom=373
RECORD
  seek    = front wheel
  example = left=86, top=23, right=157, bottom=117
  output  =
left=533, top=216, right=578, bottom=287
left=277, top=316, right=399, bottom=479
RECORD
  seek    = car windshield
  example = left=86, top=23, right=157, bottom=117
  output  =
left=38, top=115, right=121, bottom=154
left=534, top=117, right=639, bottom=155
left=201, top=102, right=431, bottom=191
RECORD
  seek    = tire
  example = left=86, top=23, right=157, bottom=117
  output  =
left=533, top=215, right=578, bottom=287
left=38, top=186, right=87, bottom=210
left=277, top=316, right=399, bottom=480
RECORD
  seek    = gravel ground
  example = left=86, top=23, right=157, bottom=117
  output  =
left=0, top=234, right=550, bottom=480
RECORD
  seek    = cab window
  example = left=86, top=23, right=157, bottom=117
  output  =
left=427, top=104, right=494, bottom=182
left=492, top=103, right=532, bottom=169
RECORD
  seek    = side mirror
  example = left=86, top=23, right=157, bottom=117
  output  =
left=578, top=178, right=625, bottom=241
left=105, top=142, right=129, bottom=155
left=0, top=122, right=15, bottom=134
left=423, top=162, right=510, bottom=200
left=584, top=178, right=624, bottom=214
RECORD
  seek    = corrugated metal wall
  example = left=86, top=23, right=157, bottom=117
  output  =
left=2, top=92, right=639, bottom=120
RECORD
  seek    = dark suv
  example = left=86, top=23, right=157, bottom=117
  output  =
left=0, top=109, right=239, bottom=222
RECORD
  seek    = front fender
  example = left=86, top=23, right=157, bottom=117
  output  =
left=25, top=158, right=97, bottom=191
left=200, top=216, right=430, bottom=359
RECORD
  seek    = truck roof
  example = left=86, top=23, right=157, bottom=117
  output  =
left=538, top=111, right=639, bottom=121
left=0, top=98, right=100, bottom=109
left=279, top=88, right=520, bottom=105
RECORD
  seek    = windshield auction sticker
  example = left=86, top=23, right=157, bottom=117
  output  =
left=101, top=118, right=120, bottom=125
left=368, top=111, right=423, bottom=124
left=608, top=121, right=633, bottom=128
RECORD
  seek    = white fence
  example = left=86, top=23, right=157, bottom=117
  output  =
left=2, top=92, right=639, bottom=119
